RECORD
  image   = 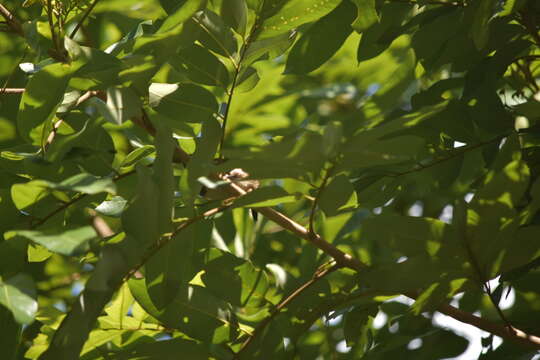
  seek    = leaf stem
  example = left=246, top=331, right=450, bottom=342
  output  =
left=46, top=0, right=62, bottom=59
left=69, top=0, right=100, bottom=39
left=308, top=166, right=334, bottom=235
left=235, top=262, right=340, bottom=357
left=0, top=4, right=24, bottom=36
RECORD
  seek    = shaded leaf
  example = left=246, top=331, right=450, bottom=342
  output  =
left=285, top=0, right=355, bottom=74
left=0, top=274, right=37, bottom=325
left=13, top=226, right=97, bottom=256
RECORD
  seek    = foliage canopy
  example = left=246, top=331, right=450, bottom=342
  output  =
left=1, top=0, right=540, bottom=359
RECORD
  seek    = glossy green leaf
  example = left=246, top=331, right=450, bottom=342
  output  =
left=149, top=83, right=218, bottom=124
left=120, top=145, right=155, bottom=168
left=95, top=196, right=128, bottom=217
left=356, top=3, right=411, bottom=62
left=233, top=186, right=296, bottom=208
left=158, top=0, right=207, bottom=33
left=170, top=44, right=230, bottom=87
left=242, top=32, right=296, bottom=68
left=258, top=0, right=342, bottom=39
left=318, top=174, right=357, bottom=216
left=351, top=0, right=379, bottom=33
left=0, top=274, right=37, bottom=325
left=202, top=249, right=269, bottom=307
left=145, top=124, right=182, bottom=308
left=191, top=9, right=238, bottom=58
left=17, top=63, right=74, bottom=144
left=285, top=0, right=355, bottom=74
left=470, top=0, right=497, bottom=50
left=221, top=0, right=248, bottom=36
left=13, top=226, right=97, bottom=256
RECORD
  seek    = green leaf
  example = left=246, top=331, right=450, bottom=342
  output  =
left=343, top=304, right=377, bottom=348
left=202, top=249, right=269, bottom=307
left=257, top=0, right=342, bottom=39
left=108, top=337, right=212, bottom=359
left=40, top=244, right=133, bottom=359
left=51, top=173, right=117, bottom=194
left=191, top=10, right=238, bottom=58
left=242, top=32, right=297, bottom=68
left=159, top=0, right=188, bottom=14
left=17, top=62, right=74, bottom=144
left=233, top=186, right=296, bottom=208
left=145, top=125, right=181, bottom=308
left=356, top=3, right=411, bottom=62
left=95, top=196, right=128, bottom=218
left=361, top=213, right=455, bottom=258
left=284, top=0, right=355, bottom=74
left=0, top=306, right=22, bottom=360
left=67, top=41, right=123, bottom=90
left=122, top=165, right=161, bottom=249
left=11, top=174, right=116, bottom=209
left=221, top=0, right=249, bottom=36
left=13, top=226, right=97, bottom=256
left=158, top=0, right=207, bottom=33
left=120, top=145, right=156, bottom=168
left=236, top=67, right=260, bottom=93
left=170, top=44, right=230, bottom=87
left=470, top=0, right=497, bottom=50
left=318, top=174, right=357, bottom=216
left=129, top=278, right=236, bottom=343
left=97, top=87, right=142, bottom=124
left=0, top=274, right=37, bottom=325
left=149, top=83, right=218, bottom=124
left=351, top=0, right=379, bottom=33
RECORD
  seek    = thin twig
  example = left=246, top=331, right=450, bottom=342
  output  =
left=308, top=166, right=334, bottom=235
left=46, top=0, right=61, bottom=58
left=69, top=0, right=100, bottom=39
left=218, top=64, right=241, bottom=159
left=236, top=263, right=340, bottom=357
left=0, top=4, right=24, bottom=36
left=0, top=88, right=25, bottom=94
left=30, top=169, right=137, bottom=230
left=218, top=14, right=260, bottom=159
left=123, top=205, right=229, bottom=281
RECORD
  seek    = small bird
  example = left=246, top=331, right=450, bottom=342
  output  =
left=200, top=168, right=260, bottom=220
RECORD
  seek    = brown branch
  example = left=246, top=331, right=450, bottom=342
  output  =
left=0, top=87, right=25, bottom=94
left=44, top=91, right=102, bottom=151
left=0, top=4, right=24, bottom=36
left=236, top=263, right=340, bottom=357
left=308, top=166, right=333, bottom=235
left=69, top=0, right=100, bottom=39
left=459, top=214, right=517, bottom=333
left=88, top=209, right=114, bottom=238
left=29, top=117, right=540, bottom=349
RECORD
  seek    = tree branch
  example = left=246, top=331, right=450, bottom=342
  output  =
left=236, top=262, right=340, bottom=357
left=0, top=3, right=24, bottom=36
left=0, top=87, right=25, bottom=94
left=69, top=0, right=100, bottom=39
